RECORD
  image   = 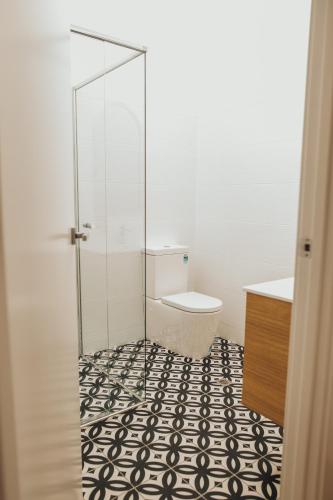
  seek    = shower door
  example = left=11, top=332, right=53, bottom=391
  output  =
left=72, top=30, right=146, bottom=424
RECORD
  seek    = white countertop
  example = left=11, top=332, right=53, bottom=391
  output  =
left=243, top=277, right=294, bottom=303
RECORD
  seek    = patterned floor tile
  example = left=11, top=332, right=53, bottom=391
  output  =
left=203, top=475, right=266, bottom=499
left=200, top=435, right=262, bottom=476
left=172, top=451, right=234, bottom=497
left=136, top=468, right=201, bottom=499
left=242, top=424, right=283, bottom=457
left=149, top=429, right=204, bottom=469
left=80, top=340, right=145, bottom=423
left=150, top=400, right=209, bottom=428
left=235, top=453, right=282, bottom=500
left=81, top=337, right=283, bottom=499
left=82, top=462, right=138, bottom=499
left=205, top=407, right=259, bottom=437
left=82, top=437, right=110, bottom=472
left=83, top=409, right=130, bottom=442
left=112, top=445, right=171, bottom=487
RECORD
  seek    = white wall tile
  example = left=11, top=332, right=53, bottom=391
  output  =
left=72, top=0, right=311, bottom=348
left=77, top=141, right=106, bottom=182
left=107, top=251, right=143, bottom=300
left=78, top=180, right=106, bottom=221
left=106, top=147, right=144, bottom=183
left=108, top=296, right=144, bottom=338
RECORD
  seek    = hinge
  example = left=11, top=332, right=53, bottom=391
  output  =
left=301, top=238, right=312, bottom=258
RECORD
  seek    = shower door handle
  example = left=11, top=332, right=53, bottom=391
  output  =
left=71, top=228, right=88, bottom=245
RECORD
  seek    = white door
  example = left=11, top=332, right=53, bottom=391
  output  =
left=0, top=2, right=82, bottom=499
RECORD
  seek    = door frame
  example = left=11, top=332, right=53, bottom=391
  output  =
left=281, top=0, right=333, bottom=498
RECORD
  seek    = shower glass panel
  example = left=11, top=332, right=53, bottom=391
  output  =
left=76, top=77, right=109, bottom=356
left=72, top=29, right=146, bottom=425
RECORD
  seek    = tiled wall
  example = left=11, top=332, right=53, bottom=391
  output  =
left=192, top=2, right=311, bottom=344
left=72, top=0, right=311, bottom=346
left=147, top=117, right=197, bottom=286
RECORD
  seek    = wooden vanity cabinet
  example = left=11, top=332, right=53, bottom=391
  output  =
left=242, top=292, right=291, bottom=426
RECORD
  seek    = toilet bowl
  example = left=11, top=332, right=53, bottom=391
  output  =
left=146, top=245, right=223, bottom=359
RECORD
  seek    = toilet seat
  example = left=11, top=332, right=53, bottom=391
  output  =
left=161, top=291, right=222, bottom=313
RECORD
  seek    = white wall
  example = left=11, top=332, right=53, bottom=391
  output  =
left=193, top=2, right=311, bottom=344
left=71, top=0, right=311, bottom=345
left=0, top=1, right=82, bottom=498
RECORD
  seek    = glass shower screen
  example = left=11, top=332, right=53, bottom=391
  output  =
left=72, top=29, right=146, bottom=425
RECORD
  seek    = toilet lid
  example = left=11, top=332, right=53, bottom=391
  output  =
left=161, top=292, right=223, bottom=313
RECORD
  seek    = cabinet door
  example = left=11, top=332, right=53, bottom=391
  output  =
left=242, top=292, right=291, bottom=426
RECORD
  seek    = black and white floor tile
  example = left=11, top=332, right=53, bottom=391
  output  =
left=79, top=339, right=147, bottom=422
left=79, top=356, right=141, bottom=422
left=84, top=340, right=146, bottom=396
left=81, top=337, right=283, bottom=499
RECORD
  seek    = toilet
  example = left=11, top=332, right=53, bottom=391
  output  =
left=146, top=244, right=223, bottom=359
